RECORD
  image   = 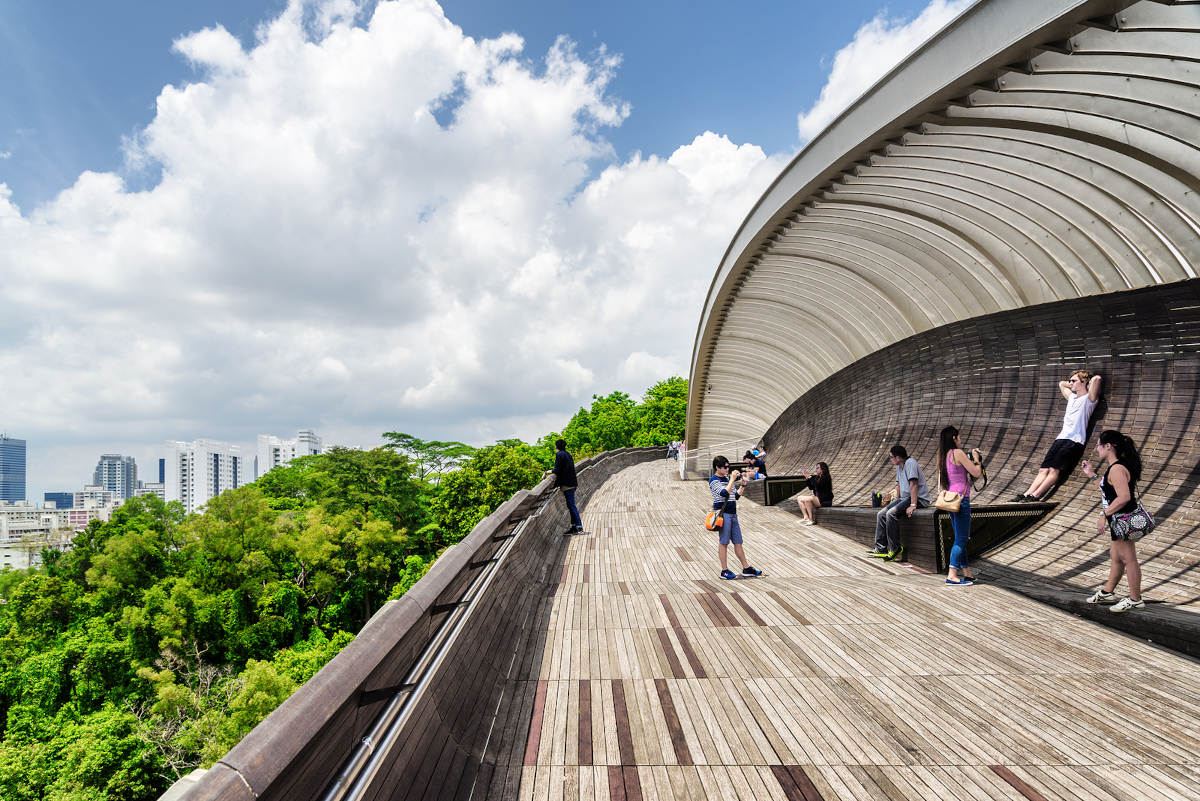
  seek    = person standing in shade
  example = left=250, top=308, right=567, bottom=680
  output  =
left=938, top=426, right=983, bottom=585
left=1014, top=370, right=1102, bottom=501
left=545, top=439, right=583, bottom=534
left=710, top=455, right=762, bottom=580
left=868, top=445, right=931, bottom=561
left=1082, top=430, right=1145, bottom=613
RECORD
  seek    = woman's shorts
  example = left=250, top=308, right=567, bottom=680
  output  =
left=1040, top=438, right=1084, bottom=471
left=719, top=513, right=743, bottom=545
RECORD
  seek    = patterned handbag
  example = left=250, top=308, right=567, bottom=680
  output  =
left=1109, top=501, right=1155, bottom=541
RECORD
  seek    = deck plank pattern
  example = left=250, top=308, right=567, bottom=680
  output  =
left=506, top=461, right=1200, bottom=801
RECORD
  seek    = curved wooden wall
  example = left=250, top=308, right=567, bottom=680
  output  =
left=761, top=279, right=1200, bottom=609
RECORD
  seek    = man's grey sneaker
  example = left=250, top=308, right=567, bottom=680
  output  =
left=884, top=546, right=905, bottom=562
left=1110, top=597, right=1144, bottom=613
left=1087, top=589, right=1118, bottom=604
left=742, top=566, right=762, bottom=577
left=866, top=549, right=889, bottom=558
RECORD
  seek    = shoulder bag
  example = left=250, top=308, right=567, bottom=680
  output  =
left=1109, top=501, right=1155, bottom=541
left=934, top=490, right=962, bottom=513
left=705, top=497, right=730, bottom=531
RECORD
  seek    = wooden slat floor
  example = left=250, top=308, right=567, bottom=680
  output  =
left=514, top=461, right=1200, bottom=801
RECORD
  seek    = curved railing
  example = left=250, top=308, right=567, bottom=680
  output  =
left=175, top=446, right=662, bottom=801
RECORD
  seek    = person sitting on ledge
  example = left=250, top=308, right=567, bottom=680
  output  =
left=868, top=445, right=931, bottom=562
left=742, top=451, right=764, bottom=480
left=751, top=447, right=767, bottom=477
left=1013, top=370, right=1102, bottom=502
left=795, top=462, right=833, bottom=526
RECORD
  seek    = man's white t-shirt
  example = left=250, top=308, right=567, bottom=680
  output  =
left=1056, top=392, right=1097, bottom=443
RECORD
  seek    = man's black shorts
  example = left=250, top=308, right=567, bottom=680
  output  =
left=1041, top=438, right=1084, bottom=471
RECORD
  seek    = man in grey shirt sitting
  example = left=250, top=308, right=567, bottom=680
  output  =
left=868, top=444, right=931, bottom=561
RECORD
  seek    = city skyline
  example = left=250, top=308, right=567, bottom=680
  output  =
left=13, top=428, right=325, bottom=508
left=1, top=0, right=975, bottom=508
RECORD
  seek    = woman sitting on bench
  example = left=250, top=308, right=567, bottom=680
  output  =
left=795, top=462, right=833, bottom=525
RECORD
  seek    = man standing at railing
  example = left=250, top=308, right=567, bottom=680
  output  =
left=545, top=439, right=583, bottom=534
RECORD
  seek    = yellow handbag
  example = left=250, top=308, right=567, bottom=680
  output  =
left=934, top=490, right=962, bottom=513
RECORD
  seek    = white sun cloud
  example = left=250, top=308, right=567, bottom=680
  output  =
left=0, top=0, right=787, bottom=499
left=797, top=0, right=975, bottom=142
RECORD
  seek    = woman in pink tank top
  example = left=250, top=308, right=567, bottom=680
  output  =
left=938, top=426, right=984, bottom=585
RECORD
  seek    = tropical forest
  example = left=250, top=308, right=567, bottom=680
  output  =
left=0, top=378, right=686, bottom=801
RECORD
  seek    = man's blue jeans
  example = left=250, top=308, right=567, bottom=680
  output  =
left=874, top=496, right=928, bottom=553
left=563, top=487, right=582, bottom=530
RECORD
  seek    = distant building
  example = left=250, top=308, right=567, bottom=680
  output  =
left=0, top=500, right=102, bottom=570
left=93, top=453, right=138, bottom=499
left=44, top=492, right=74, bottom=510
left=165, top=439, right=246, bottom=515
left=135, top=482, right=166, bottom=502
left=255, top=430, right=323, bottom=479
left=0, top=436, right=26, bottom=502
left=158, top=458, right=165, bottom=483
left=74, top=484, right=121, bottom=509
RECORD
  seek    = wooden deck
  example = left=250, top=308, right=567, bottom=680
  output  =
left=515, top=461, right=1200, bottom=801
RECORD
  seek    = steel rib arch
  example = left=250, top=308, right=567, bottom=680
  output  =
left=852, top=159, right=1145, bottom=287
left=900, top=124, right=1200, bottom=275
left=688, top=0, right=1200, bottom=449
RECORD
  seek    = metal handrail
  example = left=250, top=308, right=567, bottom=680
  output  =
left=316, top=487, right=556, bottom=801
left=316, top=448, right=639, bottom=801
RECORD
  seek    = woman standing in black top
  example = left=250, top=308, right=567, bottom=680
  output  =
left=1081, top=430, right=1144, bottom=613
left=795, top=462, right=833, bottom=526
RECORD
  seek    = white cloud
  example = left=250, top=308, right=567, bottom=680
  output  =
left=797, top=0, right=975, bottom=142
left=0, top=0, right=787, bottom=501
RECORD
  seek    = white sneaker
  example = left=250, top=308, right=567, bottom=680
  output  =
left=1086, top=589, right=1117, bottom=604
left=1110, top=597, right=1144, bottom=613
left=803, top=519, right=815, bottom=526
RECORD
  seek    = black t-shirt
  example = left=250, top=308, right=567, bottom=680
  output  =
left=810, top=472, right=833, bottom=506
left=553, top=449, right=578, bottom=488
left=1101, top=460, right=1136, bottom=516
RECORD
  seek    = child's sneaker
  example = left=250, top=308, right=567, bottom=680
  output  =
left=1110, top=597, right=1144, bottom=613
left=741, top=566, right=762, bottom=577
left=1086, top=589, right=1117, bottom=604
left=720, top=569, right=737, bottom=580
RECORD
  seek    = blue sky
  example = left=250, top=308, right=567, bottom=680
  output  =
left=0, top=0, right=970, bottom=503
left=1, top=0, right=939, bottom=210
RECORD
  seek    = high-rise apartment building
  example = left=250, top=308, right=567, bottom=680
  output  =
left=135, top=482, right=166, bottom=502
left=0, top=436, right=26, bottom=502
left=165, top=439, right=245, bottom=514
left=44, top=492, right=74, bottom=510
left=93, top=453, right=138, bottom=499
left=254, top=430, right=323, bottom=479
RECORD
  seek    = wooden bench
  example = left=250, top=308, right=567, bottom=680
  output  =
left=807, top=502, right=1055, bottom=573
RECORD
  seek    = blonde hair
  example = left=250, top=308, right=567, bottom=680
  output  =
left=1071, top=370, right=1092, bottom=384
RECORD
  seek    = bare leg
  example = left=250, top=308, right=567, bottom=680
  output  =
left=718, top=543, right=728, bottom=571
left=733, top=543, right=749, bottom=569
left=1023, top=467, right=1050, bottom=496
left=1028, top=467, right=1061, bottom=499
left=1103, top=541, right=1124, bottom=593
left=1119, top=541, right=1142, bottom=600
left=797, top=497, right=812, bottom=521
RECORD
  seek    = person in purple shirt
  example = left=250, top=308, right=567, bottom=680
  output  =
left=938, top=426, right=983, bottom=585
